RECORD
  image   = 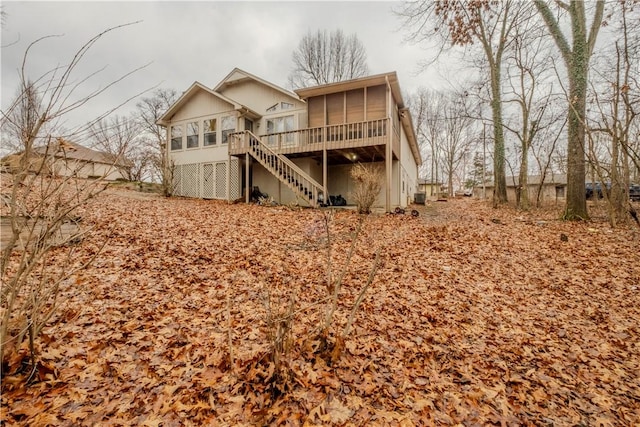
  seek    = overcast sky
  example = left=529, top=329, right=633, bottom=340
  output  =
left=1, top=1, right=457, bottom=134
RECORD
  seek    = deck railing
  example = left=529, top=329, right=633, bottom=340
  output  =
left=229, top=118, right=391, bottom=156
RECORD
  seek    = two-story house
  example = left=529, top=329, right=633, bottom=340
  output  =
left=157, top=68, right=421, bottom=211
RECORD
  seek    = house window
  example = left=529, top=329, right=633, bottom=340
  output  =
left=221, top=116, right=235, bottom=144
left=267, top=101, right=294, bottom=113
left=556, top=186, right=565, bottom=198
left=187, top=122, right=199, bottom=148
left=267, top=115, right=294, bottom=144
left=170, top=125, right=183, bottom=150
left=204, top=119, right=217, bottom=146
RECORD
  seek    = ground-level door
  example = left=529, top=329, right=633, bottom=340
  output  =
left=202, top=162, right=228, bottom=199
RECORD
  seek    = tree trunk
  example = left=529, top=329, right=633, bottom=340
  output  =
left=491, top=62, right=508, bottom=207
left=564, top=24, right=589, bottom=220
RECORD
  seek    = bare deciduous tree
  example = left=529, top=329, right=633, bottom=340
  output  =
left=135, top=88, right=178, bottom=194
left=288, top=29, right=369, bottom=89
left=0, top=24, right=145, bottom=378
left=88, top=114, right=142, bottom=181
left=534, top=0, right=606, bottom=220
left=586, top=0, right=640, bottom=226
left=397, top=0, right=523, bottom=206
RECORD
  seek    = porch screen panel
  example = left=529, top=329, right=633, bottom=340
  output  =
left=308, top=97, right=324, bottom=127
left=202, top=163, right=215, bottom=199
left=366, top=85, right=386, bottom=120
left=215, top=162, right=226, bottom=198
left=326, top=93, right=344, bottom=125
left=346, top=89, right=364, bottom=123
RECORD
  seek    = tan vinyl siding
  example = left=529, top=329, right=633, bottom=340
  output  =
left=326, top=93, right=344, bottom=125
left=308, top=97, right=324, bottom=127
left=366, top=85, right=386, bottom=120
left=346, top=89, right=364, bottom=123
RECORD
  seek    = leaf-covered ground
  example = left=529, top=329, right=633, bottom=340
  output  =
left=2, top=188, right=639, bottom=426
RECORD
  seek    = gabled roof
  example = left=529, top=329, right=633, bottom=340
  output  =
left=33, top=139, right=130, bottom=167
left=294, top=71, right=405, bottom=108
left=157, top=81, right=261, bottom=126
left=214, top=67, right=300, bottom=101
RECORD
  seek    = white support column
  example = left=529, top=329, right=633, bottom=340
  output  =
left=245, top=153, right=250, bottom=203
left=385, top=76, right=392, bottom=212
left=226, top=155, right=231, bottom=202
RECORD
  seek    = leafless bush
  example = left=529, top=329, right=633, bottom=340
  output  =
left=0, top=23, right=146, bottom=380
left=350, top=163, right=384, bottom=214
left=227, top=210, right=382, bottom=400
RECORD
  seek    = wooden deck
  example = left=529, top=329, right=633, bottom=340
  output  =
left=229, top=118, right=400, bottom=158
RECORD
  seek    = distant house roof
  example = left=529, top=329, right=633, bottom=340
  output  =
left=418, top=178, right=442, bottom=186
left=483, top=173, right=567, bottom=188
left=30, top=139, right=130, bottom=167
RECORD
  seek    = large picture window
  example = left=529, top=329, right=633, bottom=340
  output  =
left=204, top=118, right=217, bottom=146
left=221, top=116, right=235, bottom=144
left=187, top=122, right=199, bottom=148
left=267, top=115, right=295, bottom=144
left=170, top=125, right=183, bottom=150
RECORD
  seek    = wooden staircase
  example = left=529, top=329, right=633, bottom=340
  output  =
left=244, top=131, right=324, bottom=207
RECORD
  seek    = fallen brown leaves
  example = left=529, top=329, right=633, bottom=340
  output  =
left=2, top=189, right=639, bottom=426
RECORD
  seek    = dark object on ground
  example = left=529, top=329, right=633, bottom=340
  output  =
left=560, top=233, right=568, bottom=242
left=491, top=218, right=503, bottom=225
left=414, top=193, right=426, bottom=204
left=630, top=205, right=639, bottom=227
left=630, top=184, right=640, bottom=202
left=251, top=186, right=268, bottom=201
left=393, top=207, right=419, bottom=217
left=329, top=194, right=347, bottom=206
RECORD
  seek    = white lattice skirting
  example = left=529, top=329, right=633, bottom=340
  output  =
left=173, top=159, right=240, bottom=200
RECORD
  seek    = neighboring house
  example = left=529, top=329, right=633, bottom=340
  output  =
left=476, top=173, right=567, bottom=204
left=417, top=179, right=443, bottom=199
left=1, top=139, right=130, bottom=181
left=157, top=68, right=422, bottom=211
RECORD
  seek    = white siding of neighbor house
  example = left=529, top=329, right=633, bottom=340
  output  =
left=399, top=127, right=418, bottom=205
left=52, top=159, right=127, bottom=181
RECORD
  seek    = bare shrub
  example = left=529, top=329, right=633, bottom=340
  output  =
left=0, top=24, right=147, bottom=380
left=350, top=163, right=383, bottom=214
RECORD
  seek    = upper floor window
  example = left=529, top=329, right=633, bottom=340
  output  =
left=267, top=115, right=295, bottom=143
left=204, top=118, right=217, bottom=146
left=266, top=101, right=295, bottom=113
left=170, top=125, right=183, bottom=150
left=187, top=122, right=199, bottom=148
left=221, top=116, right=236, bottom=144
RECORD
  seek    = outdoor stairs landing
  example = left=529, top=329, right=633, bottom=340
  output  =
left=246, top=132, right=323, bottom=207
